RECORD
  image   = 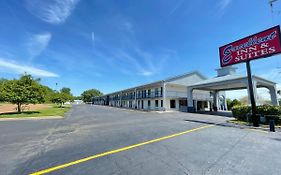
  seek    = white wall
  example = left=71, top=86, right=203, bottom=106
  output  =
left=164, top=98, right=179, bottom=111
left=168, top=73, right=205, bottom=86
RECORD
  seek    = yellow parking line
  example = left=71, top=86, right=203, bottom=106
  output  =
left=30, top=124, right=213, bottom=175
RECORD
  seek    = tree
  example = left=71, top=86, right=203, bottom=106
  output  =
left=2, top=75, right=45, bottom=112
left=61, top=87, right=71, bottom=94
left=227, top=99, right=242, bottom=110
left=81, top=89, right=103, bottom=102
left=41, top=85, right=56, bottom=103
left=0, top=78, right=7, bottom=102
left=50, top=87, right=73, bottom=107
left=239, top=96, right=248, bottom=105
left=74, top=96, right=82, bottom=100
left=60, top=87, right=73, bottom=102
left=50, top=92, right=67, bottom=107
left=277, top=90, right=281, bottom=106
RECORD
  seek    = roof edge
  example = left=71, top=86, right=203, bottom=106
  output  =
left=165, top=71, right=207, bottom=82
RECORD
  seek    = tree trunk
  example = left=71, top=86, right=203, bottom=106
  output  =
left=17, top=103, right=21, bottom=113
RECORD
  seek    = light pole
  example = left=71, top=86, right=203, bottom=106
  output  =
left=269, top=0, right=279, bottom=24
left=55, top=82, right=58, bottom=92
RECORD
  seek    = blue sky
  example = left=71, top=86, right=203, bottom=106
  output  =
left=0, top=0, right=281, bottom=98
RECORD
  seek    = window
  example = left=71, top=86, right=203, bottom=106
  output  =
left=148, top=100, right=151, bottom=107
left=160, top=87, right=163, bottom=96
left=204, top=101, right=208, bottom=108
left=161, top=100, right=163, bottom=107
left=170, top=100, right=176, bottom=108
left=155, top=100, right=158, bottom=107
left=155, top=88, right=158, bottom=97
left=179, top=100, right=187, bottom=106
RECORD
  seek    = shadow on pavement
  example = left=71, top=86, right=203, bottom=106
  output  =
left=195, top=111, right=233, bottom=118
left=184, top=119, right=251, bottom=129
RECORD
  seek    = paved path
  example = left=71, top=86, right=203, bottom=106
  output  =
left=0, top=105, right=280, bottom=175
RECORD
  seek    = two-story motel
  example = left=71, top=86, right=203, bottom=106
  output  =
left=92, top=66, right=279, bottom=112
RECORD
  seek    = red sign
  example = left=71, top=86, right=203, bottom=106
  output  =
left=219, top=25, right=281, bottom=67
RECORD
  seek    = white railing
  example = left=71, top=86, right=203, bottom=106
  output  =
left=166, top=91, right=212, bottom=100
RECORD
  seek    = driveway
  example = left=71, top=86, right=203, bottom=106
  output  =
left=0, top=104, right=280, bottom=175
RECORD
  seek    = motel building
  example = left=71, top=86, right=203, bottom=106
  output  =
left=92, top=66, right=279, bottom=113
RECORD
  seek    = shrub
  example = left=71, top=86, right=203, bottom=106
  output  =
left=231, top=105, right=281, bottom=125
left=227, top=99, right=242, bottom=110
left=232, top=105, right=251, bottom=121
left=256, top=105, right=281, bottom=115
left=264, top=115, right=281, bottom=125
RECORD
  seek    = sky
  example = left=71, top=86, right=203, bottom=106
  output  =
left=0, top=0, right=281, bottom=99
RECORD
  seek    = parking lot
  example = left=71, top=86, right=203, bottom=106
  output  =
left=0, top=104, right=281, bottom=175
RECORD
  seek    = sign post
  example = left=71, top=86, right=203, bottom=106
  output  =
left=219, top=25, right=281, bottom=127
left=246, top=61, right=259, bottom=126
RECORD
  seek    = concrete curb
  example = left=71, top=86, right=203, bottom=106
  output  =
left=226, top=120, right=281, bottom=132
left=0, top=116, right=64, bottom=121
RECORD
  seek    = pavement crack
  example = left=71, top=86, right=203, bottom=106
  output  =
left=110, top=155, right=129, bottom=175
left=158, top=143, right=192, bottom=175
left=138, top=146, right=190, bottom=175
left=202, top=131, right=250, bottom=174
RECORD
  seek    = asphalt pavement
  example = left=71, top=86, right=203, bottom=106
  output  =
left=0, top=104, right=281, bottom=175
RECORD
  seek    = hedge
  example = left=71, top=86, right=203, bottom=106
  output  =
left=232, top=105, right=281, bottom=125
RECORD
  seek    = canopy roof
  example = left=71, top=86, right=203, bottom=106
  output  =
left=188, top=74, right=276, bottom=91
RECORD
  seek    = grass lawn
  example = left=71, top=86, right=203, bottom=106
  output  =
left=0, top=105, right=71, bottom=118
left=228, top=119, right=281, bottom=128
left=228, top=119, right=251, bottom=125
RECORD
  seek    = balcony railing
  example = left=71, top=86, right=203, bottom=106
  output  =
left=136, top=92, right=163, bottom=99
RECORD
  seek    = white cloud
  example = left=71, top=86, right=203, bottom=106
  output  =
left=168, top=0, right=185, bottom=17
left=27, top=32, right=52, bottom=58
left=0, top=58, right=59, bottom=77
left=115, top=49, right=158, bottom=77
left=218, top=0, right=232, bottom=10
left=25, top=0, right=80, bottom=24
left=138, top=70, right=153, bottom=76
left=91, top=32, right=95, bottom=42
left=90, top=18, right=173, bottom=78
left=122, top=21, right=134, bottom=34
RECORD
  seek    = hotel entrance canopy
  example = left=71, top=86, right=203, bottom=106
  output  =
left=187, top=74, right=278, bottom=112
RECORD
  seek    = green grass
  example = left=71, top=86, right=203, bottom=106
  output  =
left=0, top=105, right=71, bottom=118
left=227, top=119, right=251, bottom=125
left=228, top=119, right=281, bottom=127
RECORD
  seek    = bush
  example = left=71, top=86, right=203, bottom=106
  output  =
left=232, top=106, right=251, bottom=121
left=264, top=115, right=281, bottom=125
left=256, top=105, right=281, bottom=115
left=227, top=99, right=242, bottom=110
left=232, top=105, right=281, bottom=125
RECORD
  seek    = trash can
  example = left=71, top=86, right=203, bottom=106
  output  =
left=269, top=119, right=275, bottom=132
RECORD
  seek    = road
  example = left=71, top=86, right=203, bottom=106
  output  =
left=0, top=104, right=281, bottom=175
